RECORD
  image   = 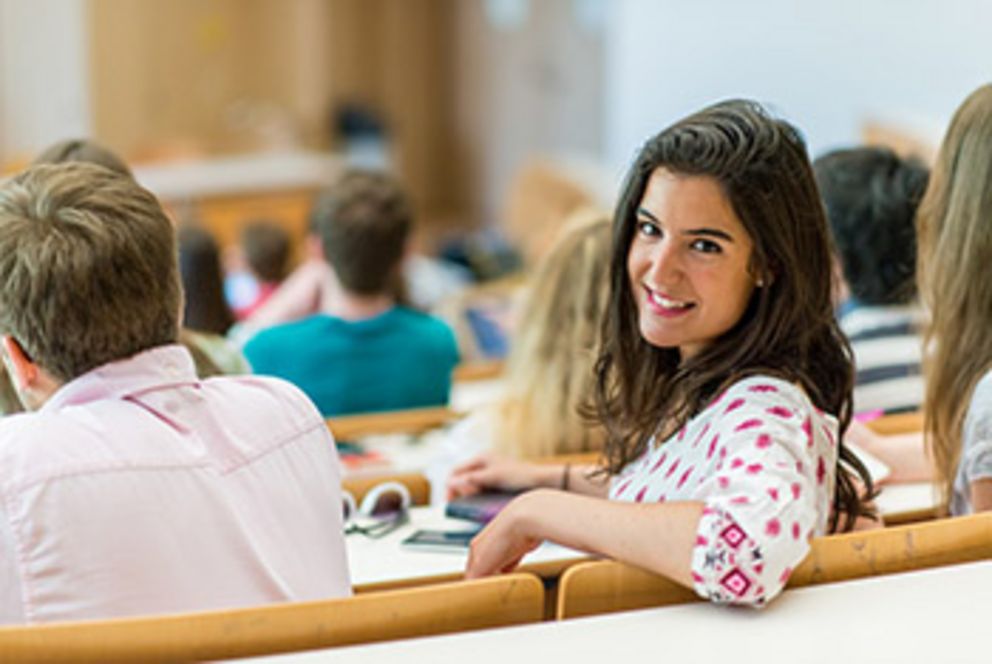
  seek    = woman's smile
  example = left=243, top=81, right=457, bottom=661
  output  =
left=642, top=285, right=695, bottom=318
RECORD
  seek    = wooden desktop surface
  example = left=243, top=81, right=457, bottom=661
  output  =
left=348, top=506, right=589, bottom=593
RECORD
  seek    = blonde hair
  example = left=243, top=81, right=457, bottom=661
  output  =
left=492, top=209, right=612, bottom=459
left=917, top=83, right=992, bottom=506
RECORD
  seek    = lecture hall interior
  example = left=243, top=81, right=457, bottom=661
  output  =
left=0, top=1, right=989, bottom=662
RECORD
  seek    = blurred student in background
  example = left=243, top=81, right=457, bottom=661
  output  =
left=227, top=220, right=291, bottom=319
left=814, top=146, right=929, bottom=416
left=177, top=224, right=251, bottom=375
left=915, top=84, right=992, bottom=514
left=244, top=170, right=459, bottom=416
left=33, top=138, right=132, bottom=175
left=429, top=211, right=611, bottom=502
left=0, top=163, right=350, bottom=623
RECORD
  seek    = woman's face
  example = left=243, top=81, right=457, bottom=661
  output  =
left=627, top=167, right=757, bottom=360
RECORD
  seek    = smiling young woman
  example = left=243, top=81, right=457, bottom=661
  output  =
left=627, top=169, right=757, bottom=359
left=447, top=99, right=873, bottom=607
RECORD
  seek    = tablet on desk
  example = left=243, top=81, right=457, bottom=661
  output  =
left=402, top=528, right=480, bottom=553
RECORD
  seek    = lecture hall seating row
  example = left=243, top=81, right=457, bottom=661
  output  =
left=2, top=409, right=980, bottom=662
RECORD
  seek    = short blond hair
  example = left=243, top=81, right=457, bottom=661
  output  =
left=0, top=163, right=180, bottom=381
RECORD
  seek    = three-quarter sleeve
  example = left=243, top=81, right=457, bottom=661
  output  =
left=688, top=379, right=836, bottom=606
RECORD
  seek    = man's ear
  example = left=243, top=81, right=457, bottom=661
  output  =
left=1, top=336, right=38, bottom=390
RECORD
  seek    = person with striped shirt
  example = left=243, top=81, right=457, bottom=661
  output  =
left=814, top=146, right=929, bottom=416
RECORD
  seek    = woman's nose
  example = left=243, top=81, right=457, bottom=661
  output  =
left=644, top=240, right=683, bottom=287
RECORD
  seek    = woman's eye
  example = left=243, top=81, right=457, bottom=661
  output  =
left=637, top=220, right=661, bottom=237
left=690, top=239, right=722, bottom=254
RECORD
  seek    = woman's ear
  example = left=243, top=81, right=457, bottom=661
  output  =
left=748, top=254, right=775, bottom=289
left=756, top=272, right=775, bottom=288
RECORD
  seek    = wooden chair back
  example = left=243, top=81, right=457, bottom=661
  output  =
left=343, top=472, right=431, bottom=507
left=536, top=451, right=601, bottom=467
left=504, top=159, right=600, bottom=268
left=865, top=411, right=923, bottom=435
left=453, top=359, right=505, bottom=382
left=0, top=574, right=545, bottom=663
left=327, top=406, right=460, bottom=441
left=557, top=511, right=992, bottom=619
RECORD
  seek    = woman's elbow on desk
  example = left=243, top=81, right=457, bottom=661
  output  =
left=464, top=491, right=703, bottom=589
left=464, top=490, right=809, bottom=608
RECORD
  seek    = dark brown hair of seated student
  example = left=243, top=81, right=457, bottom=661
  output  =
left=592, top=99, right=874, bottom=532
left=309, top=170, right=412, bottom=297
left=0, top=163, right=181, bottom=383
left=814, top=146, right=929, bottom=306
left=178, top=224, right=236, bottom=336
left=917, top=83, right=992, bottom=507
left=241, top=220, right=291, bottom=283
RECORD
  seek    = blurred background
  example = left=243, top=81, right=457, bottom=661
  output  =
left=1, top=0, right=989, bottom=252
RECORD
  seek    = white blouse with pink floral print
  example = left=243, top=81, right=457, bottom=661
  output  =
left=609, top=375, right=838, bottom=607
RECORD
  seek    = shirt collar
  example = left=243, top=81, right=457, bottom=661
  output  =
left=40, top=344, right=199, bottom=413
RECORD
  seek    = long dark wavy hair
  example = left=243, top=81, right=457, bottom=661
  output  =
left=593, top=99, right=873, bottom=531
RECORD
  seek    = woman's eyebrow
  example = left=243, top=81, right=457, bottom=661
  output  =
left=685, top=228, right=734, bottom=242
left=636, top=207, right=660, bottom=223
left=637, top=208, right=735, bottom=242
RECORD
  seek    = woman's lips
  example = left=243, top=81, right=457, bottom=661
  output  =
left=644, top=287, right=695, bottom=318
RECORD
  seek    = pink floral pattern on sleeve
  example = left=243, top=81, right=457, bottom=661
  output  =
left=610, top=376, right=837, bottom=607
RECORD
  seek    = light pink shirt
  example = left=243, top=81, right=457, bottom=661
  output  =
left=0, top=345, right=351, bottom=624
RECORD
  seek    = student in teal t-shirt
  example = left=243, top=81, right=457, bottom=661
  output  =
left=244, top=171, right=458, bottom=416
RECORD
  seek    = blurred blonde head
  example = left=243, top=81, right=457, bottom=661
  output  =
left=493, top=208, right=612, bottom=459
left=917, top=83, right=992, bottom=506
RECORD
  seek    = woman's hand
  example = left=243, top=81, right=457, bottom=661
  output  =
left=465, top=490, right=546, bottom=578
left=446, top=454, right=558, bottom=501
left=844, top=419, right=933, bottom=484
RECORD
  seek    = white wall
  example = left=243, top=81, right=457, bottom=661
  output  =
left=0, top=0, right=90, bottom=162
left=603, top=0, right=992, bottom=169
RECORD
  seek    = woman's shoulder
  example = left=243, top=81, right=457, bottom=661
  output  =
left=970, top=369, right=992, bottom=405
left=963, top=369, right=992, bottom=443
left=701, top=374, right=835, bottom=437
left=716, top=374, right=818, bottom=412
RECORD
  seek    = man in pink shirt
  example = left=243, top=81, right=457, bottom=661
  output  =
left=0, top=163, right=351, bottom=624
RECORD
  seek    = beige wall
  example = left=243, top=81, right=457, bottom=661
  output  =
left=87, top=0, right=331, bottom=158
left=84, top=0, right=604, bottom=238
left=87, top=0, right=458, bottom=228
left=0, top=0, right=91, bottom=168
left=453, top=0, right=604, bottom=227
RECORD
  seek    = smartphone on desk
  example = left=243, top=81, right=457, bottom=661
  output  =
left=401, top=528, right=480, bottom=553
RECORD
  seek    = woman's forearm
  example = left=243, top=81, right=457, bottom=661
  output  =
left=467, top=489, right=701, bottom=587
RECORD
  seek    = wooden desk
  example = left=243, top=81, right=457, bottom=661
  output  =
left=246, top=560, right=990, bottom=663
left=348, top=506, right=588, bottom=593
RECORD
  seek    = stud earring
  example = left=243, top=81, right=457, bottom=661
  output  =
left=756, top=278, right=765, bottom=287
